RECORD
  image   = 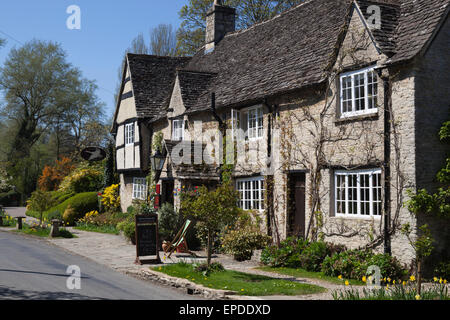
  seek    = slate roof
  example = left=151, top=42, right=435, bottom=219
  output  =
left=117, top=0, right=449, bottom=126
left=389, top=0, right=450, bottom=63
left=184, top=0, right=354, bottom=112
left=177, top=70, right=217, bottom=112
left=126, top=54, right=191, bottom=120
left=355, top=0, right=401, bottom=54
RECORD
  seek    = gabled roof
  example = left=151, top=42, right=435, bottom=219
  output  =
left=389, top=0, right=449, bottom=63
left=184, top=0, right=354, bottom=112
left=177, top=70, right=217, bottom=112
left=127, top=54, right=191, bottom=120
left=114, top=0, right=449, bottom=127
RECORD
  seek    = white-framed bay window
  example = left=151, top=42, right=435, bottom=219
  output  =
left=334, top=168, right=382, bottom=218
left=125, top=122, right=135, bottom=145
left=172, top=118, right=184, bottom=141
left=339, top=66, right=378, bottom=118
left=132, top=177, right=147, bottom=200
left=236, top=176, right=265, bottom=211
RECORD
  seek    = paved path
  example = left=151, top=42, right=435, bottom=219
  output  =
left=1, top=207, right=350, bottom=300
left=0, top=231, right=196, bottom=300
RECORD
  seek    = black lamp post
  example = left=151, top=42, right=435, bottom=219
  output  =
left=150, top=149, right=166, bottom=209
left=150, top=149, right=165, bottom=173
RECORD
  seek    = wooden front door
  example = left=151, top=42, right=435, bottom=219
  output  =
left=162, top=180, right=174, bottom=206
left=289, top=173, right=306, bottom=239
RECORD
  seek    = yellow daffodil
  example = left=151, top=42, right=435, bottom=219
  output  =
left=440, top=278, right=443, bottom=284
left=415, top=294, right=421, bottom=300
left=345, top=280, right=349, bottom=286
left=338, top=275, right=343, bottom=280
left=393, top=280, right=396, bottom=284
left=387, top=277, right=391, bottom=283
left=444, top=280, right=447, bottom=284
left=362, top=276, right=367, bottom=283
left=402, top=281, right=406, bottom=286
left=434, top=277, right=438, bottom=282
left=410, top=275, right=416, bottom=282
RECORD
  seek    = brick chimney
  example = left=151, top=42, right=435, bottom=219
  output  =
left=205, top=0, right=236, bottom=53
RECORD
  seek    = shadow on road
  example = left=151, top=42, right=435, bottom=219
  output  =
left=0, top=285, right=107, bottom=300
left=0, top=269, right=90, bottom=279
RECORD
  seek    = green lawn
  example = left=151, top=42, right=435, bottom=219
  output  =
left=14, top=223, right=75, bottom=238
left=257, top=266, right=365, bottom=286
left=74, top=224, right=119, bottom=235
left=152, top=263, right=327, bottom=296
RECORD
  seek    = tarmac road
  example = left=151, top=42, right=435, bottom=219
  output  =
left=0, top=230, right=196, bottom=300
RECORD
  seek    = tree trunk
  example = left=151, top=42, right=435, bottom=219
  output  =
left=417, top=260, right=422, bottom=295
left=207, top=229, right=212, bottom=267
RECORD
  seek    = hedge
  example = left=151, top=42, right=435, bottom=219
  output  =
left=26, top=192, right=99, bottom=223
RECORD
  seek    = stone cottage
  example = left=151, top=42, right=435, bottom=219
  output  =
left=111, top=0, right=450, bottom=268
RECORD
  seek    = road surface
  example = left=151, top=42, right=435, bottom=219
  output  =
left=0, top=230, right=196, bottom=300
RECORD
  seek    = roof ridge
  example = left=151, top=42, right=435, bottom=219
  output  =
left=225, top=0, right=316, bottom=38
left=127, top=53, right=191, bottom=60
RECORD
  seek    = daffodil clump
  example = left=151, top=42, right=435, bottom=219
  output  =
left=77, top=210, right=100, bottom=225
left=333, top=274, right=449, bottom=300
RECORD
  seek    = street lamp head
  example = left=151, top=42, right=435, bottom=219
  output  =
left=150, top=149, right=165, bottom=172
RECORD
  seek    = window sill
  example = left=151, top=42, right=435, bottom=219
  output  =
left=335, top=111, right=379, bottom=124
left=332, top=214, right=382, bottom=221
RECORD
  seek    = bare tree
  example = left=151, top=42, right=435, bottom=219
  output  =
left=150, top=24, right=177, bottom=56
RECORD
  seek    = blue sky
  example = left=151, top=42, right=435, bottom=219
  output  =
left=0, top=0, right=189, bottom=120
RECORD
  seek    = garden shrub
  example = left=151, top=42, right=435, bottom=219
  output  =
left=221, top=211, right=271, bottom=261
left=298, top=241, right=328, bottom=272
left=194, top=262, right=225, bottom=275
left=101, top=184, right=120, bottom=212
left=321, top=249, right=408, bottom=280
left=63, top=205, right=77, bottom=226
left=117, top=219, right=136, bottom=244
left=260, top=237, right=309, bottom=268
left=58, top=166, right=103, bottom=194
left=434, top=261, right=450, bottom=280
left=366, top=253, right=407, bottom=280
left=158, top=202, right=183, bottom=242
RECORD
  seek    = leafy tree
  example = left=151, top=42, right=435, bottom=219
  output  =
left=38, top=157, right=75, bottom=191
left=27, top=190, right=55, bottom=225
left=0, top=40, right=104, bottom=202
left=181, top=182, right=240, bottom=266
left=176, top=0, right=304, bottom=56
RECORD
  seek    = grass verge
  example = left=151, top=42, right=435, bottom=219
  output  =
left=14, top=223, right=76, bottom=238
left=257, top=266, right=364, bottom=286
left=74, top=224, right=119, bottom=235
left=152, top=262, right=326, bottom=296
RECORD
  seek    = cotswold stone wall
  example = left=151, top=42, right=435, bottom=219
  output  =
left=414, top=16, right=450, bottom=272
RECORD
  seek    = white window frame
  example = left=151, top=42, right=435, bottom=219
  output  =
left=236, top=176, right=265, bottom=212
left=172, top=118, right=184, bottom=141
left=125, top=122, right=135, bottom=145
left=246, top=106, right=264, bottom=140
left=339, top=66, right=378, bottom=118
left=132, top=177, right=147, bottom=200
left=334, top=168, right=382, bottom=219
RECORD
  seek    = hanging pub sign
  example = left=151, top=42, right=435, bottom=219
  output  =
left=80, top=146, right=107, bottom=162
left=135, top=214, right=160, bottom=264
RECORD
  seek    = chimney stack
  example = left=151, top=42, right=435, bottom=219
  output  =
left=205, top=0, right=236, bottom=53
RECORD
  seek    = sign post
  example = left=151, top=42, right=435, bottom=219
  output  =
left=134, top=214, right=160, bottom=265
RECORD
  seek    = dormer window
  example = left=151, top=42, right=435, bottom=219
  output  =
left=339, top=66, right=378, bottom=118
left=172, top=118, right=184, bottom=141
left=125, top=122, right=135, bottom=145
